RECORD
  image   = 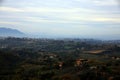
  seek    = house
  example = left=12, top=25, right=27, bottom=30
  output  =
left=75, top=59, right=82, bottom=67
left=75, top=59, right=88, bottom=67
left=58, top=62, right=64, bottom=70
left=47, top=54, right=57, bottom=59
left=111, top=56, right=120, bottom=60
left=90, top=66, right=97, bottom=70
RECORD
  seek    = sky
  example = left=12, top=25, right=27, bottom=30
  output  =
left=0, top=0, right=120, bottom=39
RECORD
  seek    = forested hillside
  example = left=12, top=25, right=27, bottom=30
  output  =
left=0, top=37, right=120, bottom=80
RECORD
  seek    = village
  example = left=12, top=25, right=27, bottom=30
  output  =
left=0, top=37, right=120, bottom=80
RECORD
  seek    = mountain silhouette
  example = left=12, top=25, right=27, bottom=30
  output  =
left=0, top=28, right=25, bottom=37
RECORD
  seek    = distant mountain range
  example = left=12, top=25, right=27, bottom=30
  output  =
left=0, top=28, right=25, bottom=37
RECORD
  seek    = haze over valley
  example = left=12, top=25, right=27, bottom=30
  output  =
left=0, top=0, right=120, bottom=80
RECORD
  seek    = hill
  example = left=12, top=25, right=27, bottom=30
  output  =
left=0, top=28, right=25, bottom=37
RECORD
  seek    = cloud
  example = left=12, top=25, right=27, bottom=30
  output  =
left=93, top=0, right=118, bottom=6
left=0, top=0, right=2, bottom=3
left=0, top=0, right=3, bottom=6
left=22, top=16, right=120, bottom=24
left=93, top=17, right=120, bottom=23
left=0, top=21, right=19, bottom=25
left=0, top=6, right=94, bottom=13
left=0, top=0, right=120, bottom=39
left=0, top=6, right=119, bottom=24
left=0, top=6, right=23, bottom=12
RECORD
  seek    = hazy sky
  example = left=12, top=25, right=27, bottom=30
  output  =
left=0, top=0, right=120, bottom=39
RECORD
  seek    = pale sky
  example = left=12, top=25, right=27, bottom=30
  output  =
left=0, top=0, right=120, bottom=39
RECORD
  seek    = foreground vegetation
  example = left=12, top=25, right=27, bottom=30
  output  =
left=0, top=37, right=120, bottom=80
